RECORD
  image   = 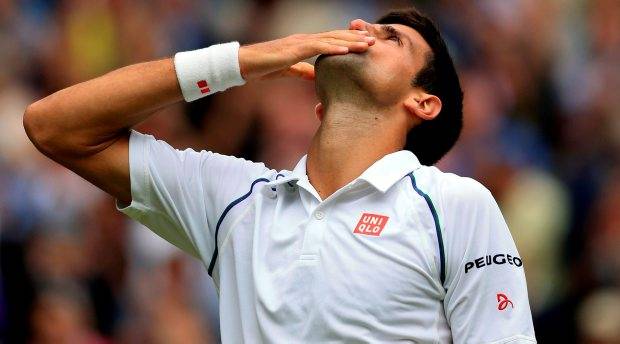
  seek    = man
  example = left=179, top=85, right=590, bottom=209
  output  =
left=23, top=7, right=536, bottom=344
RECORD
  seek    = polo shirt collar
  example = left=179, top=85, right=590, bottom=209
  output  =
left=268, top=150, right=422, bottom=193
left=358, top=150, right=422, bottom=192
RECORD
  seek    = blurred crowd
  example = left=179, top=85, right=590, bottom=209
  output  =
left=0, top=0, right=619, bottom=343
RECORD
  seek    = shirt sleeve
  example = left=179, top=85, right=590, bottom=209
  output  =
left=440, top=177, right=536, bottom=344
left=116, top=130, right=273, bottom=261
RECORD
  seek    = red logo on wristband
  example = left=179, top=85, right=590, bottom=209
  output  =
left=197, top=80, right=210, bottom=94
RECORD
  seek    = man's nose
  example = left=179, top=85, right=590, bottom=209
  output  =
left=349, top=19, right=377, bottom=35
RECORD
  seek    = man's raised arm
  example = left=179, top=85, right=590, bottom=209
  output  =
left=22, top=30, right=375, bottom=204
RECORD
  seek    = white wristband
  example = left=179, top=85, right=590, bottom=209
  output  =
left=173, top=41, right=246, bottom=102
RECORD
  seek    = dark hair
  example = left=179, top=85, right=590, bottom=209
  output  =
left=377, top=8, right=463, bottom=165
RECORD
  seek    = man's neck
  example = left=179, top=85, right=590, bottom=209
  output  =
left=306, top=103, right=406, bottom=200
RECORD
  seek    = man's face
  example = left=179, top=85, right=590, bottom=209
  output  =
left=315, top=19, right=432, bottom=107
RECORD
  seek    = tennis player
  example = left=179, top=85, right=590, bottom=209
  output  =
left=24, top=7, right=536, bottom=343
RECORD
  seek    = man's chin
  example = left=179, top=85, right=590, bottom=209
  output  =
left=315, top=52, right=366, bottom=75
left=316, top=51, right=365, bottom=62
left=315, top=53, right=338, bottom=68
left=314, top=51, right=375, bottom=105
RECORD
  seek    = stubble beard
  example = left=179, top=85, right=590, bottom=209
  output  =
left=314, top=52, right=375, bottom=108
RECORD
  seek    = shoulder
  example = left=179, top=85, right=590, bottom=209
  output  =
left=201, top=150, right=276, bottom=177
left=409, top=165, right=494, bottom=208
left=133, top=130, right=277, bottom=180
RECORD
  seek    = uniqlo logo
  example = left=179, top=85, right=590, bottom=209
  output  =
left=353, top=213, right=389, bottom=236
left=196, top=80, right=210, bottom=94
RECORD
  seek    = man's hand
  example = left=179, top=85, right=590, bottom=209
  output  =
left=238, top=29, right=375, bottom=81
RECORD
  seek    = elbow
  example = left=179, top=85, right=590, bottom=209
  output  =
left=23, top=101, right=62, bottom=157
left=24, top=102, right=47, bottom=151
left=24, top=101, right=116, bottom=159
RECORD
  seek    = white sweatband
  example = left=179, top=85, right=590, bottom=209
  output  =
left=173, top=41, right=246, bottom=102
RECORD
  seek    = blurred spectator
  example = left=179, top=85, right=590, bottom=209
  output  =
left=577, top=288, right=620, bottom=344
left=30, top=282, right=108, bottom=344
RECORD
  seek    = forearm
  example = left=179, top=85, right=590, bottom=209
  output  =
left=23, top=30, right=371, bottom=158
left=24, top=58, right=181, bottom=157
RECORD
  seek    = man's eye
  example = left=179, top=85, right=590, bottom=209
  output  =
left=388, top=35, right=401, bottom=44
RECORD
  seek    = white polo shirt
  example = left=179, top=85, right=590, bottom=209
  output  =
left=117, top=130, right=536, bottom=343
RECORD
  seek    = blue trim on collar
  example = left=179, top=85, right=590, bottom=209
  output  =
left=266, top=173, right=300, bottom=187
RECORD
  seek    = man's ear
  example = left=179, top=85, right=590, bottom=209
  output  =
left=314, top=102, right=324, bottom=122
left=403, top=93, right=442, bottom=122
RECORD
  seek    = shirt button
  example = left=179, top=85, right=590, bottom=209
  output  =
left=314, top=211, right=325, bottom=220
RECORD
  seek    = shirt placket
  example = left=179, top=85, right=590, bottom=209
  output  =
left=293, top=179, right=321, bottom=261
left=295, top=177, right=359, bottom=261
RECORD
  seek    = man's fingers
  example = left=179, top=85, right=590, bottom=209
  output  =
left=242, top=28, right=373, bottom=81
left=317, top=29, right=371, bottom=42
left=288, top=62, right=315, bottom=80
left=317, top=38, right=374, bottom=53
left=315, top=30, right=375, bottom=51
left=310, top=41, right=349, bottom=55
left=349, top=19, right=368, bottom=31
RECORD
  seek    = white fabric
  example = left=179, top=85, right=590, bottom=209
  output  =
left=174, top=41, right=246, bottom=102
left=117, top=130, right=536, bottom=343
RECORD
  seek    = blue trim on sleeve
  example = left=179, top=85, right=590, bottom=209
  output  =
left=207, top=177, right=270, bottom=276
left=408, top=172, right=446, bottom=286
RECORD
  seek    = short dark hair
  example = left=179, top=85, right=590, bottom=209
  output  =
left=377, top=8, right=463, bottom=165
